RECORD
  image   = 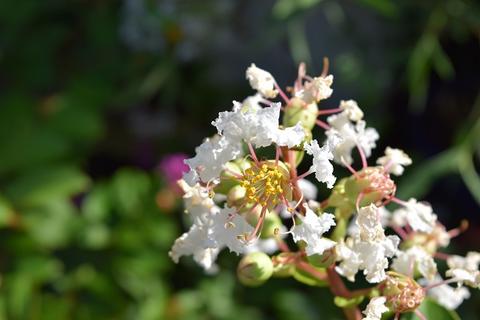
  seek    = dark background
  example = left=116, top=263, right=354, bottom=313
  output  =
left=0, top=0, right=479, bottom=319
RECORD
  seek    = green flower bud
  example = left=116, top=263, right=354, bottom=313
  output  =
left=307, top=248, right=336, bottom=268
left=260, top=212, right=282, bottom=239
left=227, top=185, right=247, bottom=208
left=343, top=167, right=396, bottom=207
left=215, top=159, right=252, bottom=194
left=237, top=252, right=274, bottom=287
left=283, top=98, right=318, bottom=130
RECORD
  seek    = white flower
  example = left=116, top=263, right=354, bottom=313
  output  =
left=291, top=204, right=336, bottom=256
left=362, top=297, right=389, bottom=320
left=297, top=178, right=318, bottom=200
left=392, top=246, right=437, bottom=280
left=377, top=147, right=412, bottom=176
left=212, top=207, right=255, bottom=255
left=446, top=252, right=480, bottom=288
left=213, top=102, right=304, bottom=148
left=424, top=276, right=470, bottom=310
left=185, top=135, right=242, bottom=183
left=348, top=206, right=391, bottom=237
left=336, top=205, right=399, bottom=283
left=326, top=113, right=379, bottom=165
left=403, top=198, right=438, bottom=233
left=356, top=204, right=385, bottom=242
left=304, top=139, right=336, bottom=188
left=246, top=64, right=278, bottom=98
left=169, top=188, right=221, bottom=272
left=169, top=223, right=220, bottom=273
left=339, top=100, right=363, bottom=122
left=296, top=75, right=333, bottom=104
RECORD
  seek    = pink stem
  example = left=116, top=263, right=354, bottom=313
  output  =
left=295, top=170, right=313, bottom=181
left=392, top=225, right=409, bottom=240
left=274, top=82, right=290, bottom=104
left=356, top=144, right=368, bottom=169
left=341, top=157, right=358, bottom=176
left=248, top=205, right=268, bottom=241
left=315, top=119, right=331, bottom=130
left=423, top=278, right=458, bottom=291
left=275, top=146, right=281, bottom=166
left=248, top=143, right=260, bottom=166
left=414, top=310, right=427, bottom=320
left=317, top=107, right=342, bottom=115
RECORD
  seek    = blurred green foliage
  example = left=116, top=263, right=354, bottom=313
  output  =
left=0, top=0, right=479, bottom=319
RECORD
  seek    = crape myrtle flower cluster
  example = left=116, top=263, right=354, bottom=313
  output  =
left=169, top=62, right=479, bottom=320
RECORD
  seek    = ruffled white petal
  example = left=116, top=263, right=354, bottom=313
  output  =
left=291, top=204, right=336, bottom=256
left=304, top=139, right=336, bottom=188
left=246, top=64, right=278, bottom=98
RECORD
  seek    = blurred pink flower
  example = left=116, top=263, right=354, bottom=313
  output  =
left=158, top=153, right=189, bottom=187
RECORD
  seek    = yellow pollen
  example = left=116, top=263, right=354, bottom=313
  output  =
left=239, top=163, right=287, bottom=207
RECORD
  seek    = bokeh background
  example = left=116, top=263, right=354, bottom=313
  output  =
left=0, top=0, right=479, bottom=319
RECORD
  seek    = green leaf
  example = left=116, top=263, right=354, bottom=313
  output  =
left=273, top=0, right=323, bottom=20
left=357, top=0, right=398, bottom=18
left=111, top=169, right=151, bottom=216
left=23, top=199, right=79, bottom=248
left=401, top=298, right=460, bottom=320
left=0, top=195, right=15, bottom=227
left=6, top=165, right=90, bottom=207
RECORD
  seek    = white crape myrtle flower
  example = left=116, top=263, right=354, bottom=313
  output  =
left=377, top=147, right=412, bottom=176
left=336, top=205, right=400, bottom=283
left=325, top=112, right=379, bottom=165
left=246, top=64, right=278, bottom=98
left=178, top=181, right=215, bottom=222
left=212, top=206, right=255, bottom=255
left=291, top=204, right=336, bottom=256
left=169, top=181, right=222, bottom=272
left=446, top=252, right=480, bottom=288
left=213, top=102, right=305, bottom=149
left=169, top=223, right=221, bottom=273
left=304, top=139, right=336, bottom=188
left=362, top=297, right=389, bottom=320
left=402, top=198, right=438, bottom=233
left=347, top=206, right=391, bottom=237
left=296, top=75, right=334, bottom=104
left=184, top=135, right=242, bottom=183
left=392, top=246, right=437, bottom=280
left=339, top=99, right=364, bottom=122
left=422, top=275, right=471, bottom=310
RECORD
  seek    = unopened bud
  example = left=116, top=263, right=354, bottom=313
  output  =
left=260, top=213, right=283, bottom=239
left=227, top=185, right=247, bottom=208
left=237, top=252, right=274, bottom=287
left=344, top=167, right=396, bottom=206
left=283, top=98, right=318, bottom=130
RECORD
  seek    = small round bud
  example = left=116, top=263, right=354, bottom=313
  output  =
left=227, top=185, right=247, bottom=208
left=344, top=167, right=396, bottom=206
left=283, top=98, right=318, bottom=130
left=307, top=248, right=336, bottom=268
left=237, top=252, right=274, bottom=287
left=260, top=213, right=283, bottom=239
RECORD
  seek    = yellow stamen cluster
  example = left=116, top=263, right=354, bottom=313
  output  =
left=240, top=163, right=287, bottom=208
